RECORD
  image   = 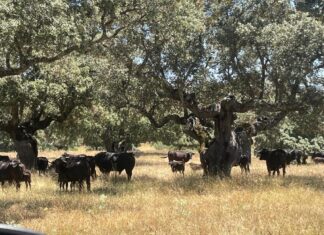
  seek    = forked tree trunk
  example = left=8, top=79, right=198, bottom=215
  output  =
left=200, top=98, right=249, bottom=177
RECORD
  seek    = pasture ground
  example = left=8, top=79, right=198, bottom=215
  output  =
left=0, top=143, right=323, bottom=235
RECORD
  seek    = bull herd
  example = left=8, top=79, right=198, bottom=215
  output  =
left=0, top=149, right=323, bottom=192
left=0, top=152, right=135, bottom=192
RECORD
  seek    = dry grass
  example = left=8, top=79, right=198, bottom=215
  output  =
left=1, top=144, right=323, bottom=235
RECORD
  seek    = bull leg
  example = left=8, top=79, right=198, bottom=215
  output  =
left=223, top=164, right=232, bottom=178
left=267, top=166, right=271, bottom=176
left=86, top=176, right=91, bottom=192
left=16, top=181, right=20, bottom=191
left=126, top=169, right=132, bottom=181
left=92, top=170, right=97, bottom=180
left=282, top=166, right=286, bottom=177
left=297, top=157, right=301, bottom=165
left=79, top=180, right=82, bottom=192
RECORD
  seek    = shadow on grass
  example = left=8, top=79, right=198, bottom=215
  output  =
left=0, top=198, right=53, bottom=223
left=50, top=171, right=324, bottom=197
left=91, top=175, right=136, bottom=195
left=229, top=173, right=324, bottom=192
left=280, top=175, right=324, bottom=191
left=91, top=173, right=210, bottom=196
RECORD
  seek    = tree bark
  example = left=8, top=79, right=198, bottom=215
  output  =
left=9, top=126, right=38, bottom=169
left=15, top=139, right=37, bottom=169
left=189, top=96, right=254, bottom=177
left=103, top=126, right=120, bottom=152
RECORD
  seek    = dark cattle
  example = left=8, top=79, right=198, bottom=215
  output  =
left=169, top=161, right=185, bottom=176
left=167, top=151, right=194, bottom=163
left=289, top=150, right=306, bottom=165
left=0, top=155, right=10, bottom=162
left=51, top=156, right=91, bottom=192
left=94, top=152, right=114, bottom=173
left=85, top=156, right=97, bottom=180
left=19, top=169, right=31, bottom=190
left=258, top=149, right=295, bottom=176
left=313, top=157, right=324, bottom=164
left=94, top=152, right=135, bottom=180
left=312, top=152, right=324, bottom=160
left=301, top=154, right=308, bottom=165
left=0, top=160, right=25, bottom=190
left=49, top=157, right=69, bottom=191
left=36, top=157, right=49, bottom=175
left=238, top=155, right=250, bottom=174
left=61, top=153, right=97, bottom=179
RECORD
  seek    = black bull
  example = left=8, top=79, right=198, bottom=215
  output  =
left=0, top=160, right=25, bottom=190
left=94, top=152, right=135, bottom=180
left=200, top=129, right=252, bottom=177
left=51, top=156, right=91, bottom=191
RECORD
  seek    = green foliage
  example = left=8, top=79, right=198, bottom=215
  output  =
left=0, top=55, right=95, bottom=142
left=296, top=0, right=324, bottom=20
left=0, top=0, right=323, bottom=152
left=32, top=102, right=198, bottom=150
left=254, top=115, right=324, bottom=153
left=0, top=131, right=14, bottom=151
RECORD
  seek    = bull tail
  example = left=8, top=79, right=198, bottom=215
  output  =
left=160, top=156, right=168, bottom=158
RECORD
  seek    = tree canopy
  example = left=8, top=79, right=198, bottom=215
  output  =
left=0, top=0, right=323, bottom=169
left=97, top=0, right=323, bottom=146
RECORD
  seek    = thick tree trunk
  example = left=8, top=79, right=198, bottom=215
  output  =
left=10, top=126, right=38, bottom=169
left=15, top=139, right=37, bottom=169
left=198, top=97, right=251, bottom=177
left=103, top=126, right=117, bottom=152
left=204, top=131, right=241, bottom=177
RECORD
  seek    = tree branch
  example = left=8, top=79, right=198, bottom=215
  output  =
left=132, top=104, right=187, bottom=128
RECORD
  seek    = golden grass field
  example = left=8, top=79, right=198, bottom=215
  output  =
left=0, top=143, right=323, bottom=235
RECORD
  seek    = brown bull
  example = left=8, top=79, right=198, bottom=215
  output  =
left=167, top=151, right=194, bottom=163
